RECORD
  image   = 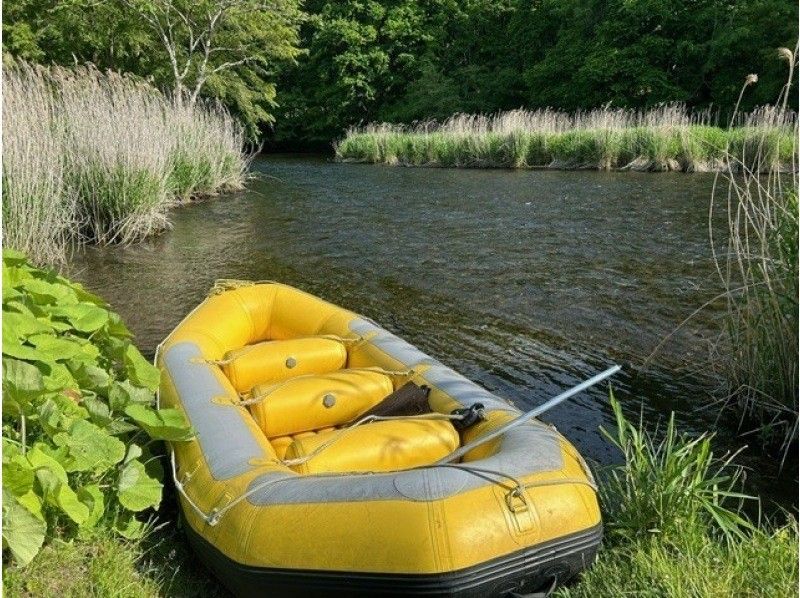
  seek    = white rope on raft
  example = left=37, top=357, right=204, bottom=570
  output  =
left=156, top=368, right=621, bottom=526
left=237, top=366, right=415, bottom=406
left=169, top=446, right=598, bottom=527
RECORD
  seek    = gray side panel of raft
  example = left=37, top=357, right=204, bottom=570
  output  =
left=349, top=318, right=515, bottom=413
left=164, top=342, right=265, bottom=480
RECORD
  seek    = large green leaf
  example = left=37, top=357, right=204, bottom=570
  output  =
left=124, top=404, right=193, bottom=441
left=47, top=303, right=109, bottom=333
left=107, top=312, right=133, bottom=338
left=3, top=358, right=45, bottom=414
left=3, top=454, right=35, bottom=496
left=52, top=420, right=126, bottom=472
left=16, top=489, right=45, bottom=522
left=70, top=283, right=106, bottom=307
left=117, top=459, right=162, bottom=512
left=3, top=358, right=44, bottom=392
left=2, top=489, right=46, bottom=566
left=27, top=444, right=69, bottom=484
left=82, top=395, right=112, bottom=426
left=26, top=334, right=84, bottom=361
left=2, top=341, right=46, bottom=362
left=109, top=380, right=153, bottom=412
left=2, top=248, right=28, bottom=266
left=17, top=278, right=77, bottom=305
left=38, top=396, right=88, bottom=437
left=40, top=361, right=78, bottom=391
left=50, top=476, right=90, bottom=525
left=27, top=446, right=89, bottom=525
left=2, top=310, right=52, bottom=342
left=68, top=361, right=110, bottom=392
left=123, top=345, right=160, bottom=391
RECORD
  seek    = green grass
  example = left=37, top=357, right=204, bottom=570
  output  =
left=335, top=107, right=795, bottom=172
left=558, top=394, right=798, bottom=597
left=558, top=522, right=798, bottom=597
left=2, top=524, right=227, bottom=598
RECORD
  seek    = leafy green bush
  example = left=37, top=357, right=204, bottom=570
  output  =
left=1, top=249, right=192, bottom=566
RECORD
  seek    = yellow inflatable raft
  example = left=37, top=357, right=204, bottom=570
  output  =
left=157, top=282, right=601, bottom=597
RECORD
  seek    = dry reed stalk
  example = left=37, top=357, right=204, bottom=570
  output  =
left=2, top=60, right=248, bottom=263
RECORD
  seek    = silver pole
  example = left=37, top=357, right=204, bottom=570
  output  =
left=436, top=364, right=622, bottom=465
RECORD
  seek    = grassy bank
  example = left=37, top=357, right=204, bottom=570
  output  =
left=5, top=380, right=796, bottom=595
left=335, top=105, right=795, bottom=172
left=2, top=60, right=249, bottom=265
left=557, top=395, right=798, bottom=597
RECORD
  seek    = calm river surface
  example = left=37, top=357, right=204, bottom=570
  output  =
left=69, top=155, right=793, bottom=504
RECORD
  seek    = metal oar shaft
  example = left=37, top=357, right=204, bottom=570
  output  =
left=437, top=365, right=622, bottom=465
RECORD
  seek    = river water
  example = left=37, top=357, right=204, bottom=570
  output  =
left=68, top=155, right=793, bottom=504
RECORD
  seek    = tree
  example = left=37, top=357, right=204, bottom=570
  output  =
left=2, top=0, right=304, bottom=136
left=123, top=0, right=302, bottom=110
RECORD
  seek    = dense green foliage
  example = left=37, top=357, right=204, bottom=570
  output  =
left=4, top=0, right=796, bottom=145
left=2, top=0, right=303, bottom=138
left=556, top=395, right=798, bottom=597
left=1, top=251, right=193, bottom=566
left=273, top=0, right=798, bottom=145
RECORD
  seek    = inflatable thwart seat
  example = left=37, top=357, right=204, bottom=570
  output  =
left=158, top=282, right=602, bottom=597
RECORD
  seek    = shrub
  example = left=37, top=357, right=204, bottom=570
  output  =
left=600, top=393, right=753, bottom=542
left=710, top=55, right=799, bottom=460
left=1, top=250, right=193, bottom=566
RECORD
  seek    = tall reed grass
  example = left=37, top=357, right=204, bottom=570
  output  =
left=2, top=61, right=249, bottom=264
left=710, top=50, right=799, bottom=462
left=336, top=104, right=795, bottom=172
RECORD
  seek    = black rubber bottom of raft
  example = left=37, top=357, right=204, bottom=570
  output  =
left=183, top=517, right=603, bottom=597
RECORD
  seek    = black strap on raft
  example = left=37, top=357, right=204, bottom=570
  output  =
left=451, top=403, right=486, bottom=431
left=360, top=381, right=431, bottom=418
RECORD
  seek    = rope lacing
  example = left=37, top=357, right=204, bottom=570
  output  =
left=237, top=366, right=415, bottom=407
left=169, top=447, right=597, bottom=527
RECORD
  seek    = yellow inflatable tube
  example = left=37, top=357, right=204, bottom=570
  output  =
left=158, top=282, right=601, bottom=597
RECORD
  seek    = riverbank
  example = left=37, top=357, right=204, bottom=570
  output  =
left=2, top=60, right=249, bottom=266
left=335, top=106, right=795, bottom=172
left=4, top=387, right=796, bottom=596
